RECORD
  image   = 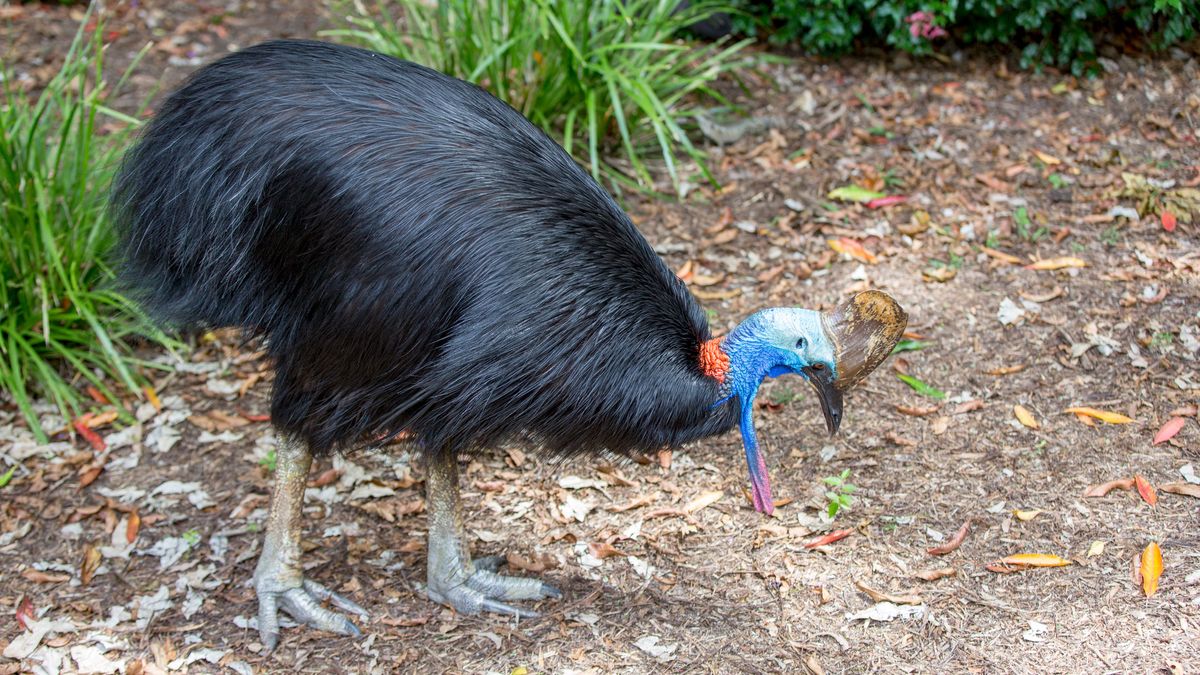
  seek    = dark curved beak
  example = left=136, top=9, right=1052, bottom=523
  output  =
left=802, top=365, right=843, bottom=435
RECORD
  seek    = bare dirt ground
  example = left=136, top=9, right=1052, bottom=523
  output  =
left=2, top=2, right=1199, bottom=674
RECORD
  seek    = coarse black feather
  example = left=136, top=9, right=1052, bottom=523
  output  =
left=111, top=39, right=738, bottom=459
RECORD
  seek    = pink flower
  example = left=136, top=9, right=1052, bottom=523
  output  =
left=906, top=11, right=947, bottom=40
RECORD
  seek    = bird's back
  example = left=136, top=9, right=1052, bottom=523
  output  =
left=113, top=40, right=736, bottom=456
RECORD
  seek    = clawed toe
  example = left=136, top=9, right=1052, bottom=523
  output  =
left=258, top=581, right=365, bottom=652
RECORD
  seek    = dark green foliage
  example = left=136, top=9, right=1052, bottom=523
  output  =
left=733, top=0, right=1199, bottom=75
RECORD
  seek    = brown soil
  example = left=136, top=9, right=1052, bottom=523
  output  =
left=2, top=2, right=1198, bottom=674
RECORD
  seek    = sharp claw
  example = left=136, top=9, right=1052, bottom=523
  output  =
left=302, top=579, right=369, bottom=617
left=481, top=598, right=539, bottom=619
left=541, top=583, right=562, bottom=599
left=261, top=631, right=279, bottom=654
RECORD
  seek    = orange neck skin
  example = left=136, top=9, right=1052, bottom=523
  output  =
left=699, top=337, right=730, bottom=384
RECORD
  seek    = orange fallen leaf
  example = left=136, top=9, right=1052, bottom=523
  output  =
left=913, top=567, right=956, bottom=581
left=1026, top=257, right=1087, bottom=271
left=1064, top=407, right=1134, bottom=424
left=979, top=246, right=1023, bottom=265
left=1134, top=475, right=1158, bottom=506
left=1014, top=405, right=1040, bottom=430
left=588, top=542, right=626, bottom=559
left=985, top=364, right=1026, bottom=376
left=927, top=520, right=970, bottom=556
left=1140, top=542, right=1162, bottom=597
left=1075, top=412, right=1096, bottom=427
left=827, top=237, right=877, bottom=264
left=143, top=385, right=162, bottom=411
left=1033, top=150, right=1062, bottom=165
left=1084, top=477, right=1134, bottom=497
left=1013, top=509, right=1043, bottom=521
left=126, top=510, right=141, bottom=544
left=1162, top=211, right=1176, bottom=233
left=81, top=544, right=102, bottom=585
left=22, top=569, right=71, bottom=584
left=804, top=529, right=852, bottom=549
left=997, top=553, right=1071, bottom=567
left=1153, top=417, right=1186, bottom=445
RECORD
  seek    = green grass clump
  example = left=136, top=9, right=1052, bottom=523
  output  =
left=0, top=15, right=168, bottom=439
left=326, top=0, right=755, bottom=194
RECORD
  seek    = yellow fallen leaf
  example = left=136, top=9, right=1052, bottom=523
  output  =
left=1087, top=541, right=1105, bottom=558
left=683, top=490, right=724, bottom=514
left=1014, top=405, right=1040, bottom=430
left=1026, top=257, right=1087, bottom=270
left=1140, top=542, right=1162, bottom=597
left=1013, top=509, right=1043, bottom=521
left=1034, top=150, right=1062, bottom=165
left=979, top=246, right=1023, bottom=265
left=999, top=553, right=1071, bottom=567
left=1063, top=407, right=1134, bottom=424
left=827, top=237, right=878, bottom=264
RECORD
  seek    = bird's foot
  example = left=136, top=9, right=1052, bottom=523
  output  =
left=426, top=554, right=561, bottom=619
left=255, top=574, right=366, bottom=652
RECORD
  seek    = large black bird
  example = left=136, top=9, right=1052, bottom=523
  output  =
left=112, top=40, right=906, bottom=649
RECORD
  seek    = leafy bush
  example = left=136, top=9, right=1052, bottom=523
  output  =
left=0, top=15, right=168, bottom=439
left=326, top=0, right=755, bottom=193
left=733, top=0, right=1200, bottom=75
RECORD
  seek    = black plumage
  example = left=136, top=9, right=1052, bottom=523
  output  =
left=112, top=39, right=738, bottom=461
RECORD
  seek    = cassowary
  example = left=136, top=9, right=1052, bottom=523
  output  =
left=111, top=40, right=906, bottom=649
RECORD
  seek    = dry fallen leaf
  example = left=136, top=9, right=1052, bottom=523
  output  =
left=588, top=542, right=626, bottom=559
left=854, top=580, right=923, bottom=605
left=1160, top=482, right=1200, bottom=498
left=1033, top=150, right=1062, bottom=165
left=998, top=553, right=1071, bottom=567
left=1014, top=405, right=1040, bottom=430
left=1084, top=477, right=1134, bottom=497
left=979, top=246, right=1023, bottom=265
left=1013, top=509, right=1043, bottom=521
left=1087, top=541, right=1105, bottom=558
left=985, top=364, right=1026, bottom=376
left=827, top=237, right=877, bottom=264
left=1134, top=475, right=1158, bottom=506
left=1064, top=407, right=1134, bottom=424
left=682, top=490, right=723, bottom=514
left=913, top=567, right=956, bottom=581
left=804, top=529, right=852, bottom=549
left=81, top=544, right=102, bottom=585
left=1026, top=257, right=1087, bottom=271
left=1153, top=417, right=1186, bottom=445
left=22, top=569, right=71, bottom=584
left=895, top=404, right=940, bottom=417
left=927, top=520, right=970, bottom=556
left=1140, top=542, right=1162, bottom=597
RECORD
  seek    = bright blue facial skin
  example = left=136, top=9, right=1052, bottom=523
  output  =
left=717, top=308, right=839, bottom=514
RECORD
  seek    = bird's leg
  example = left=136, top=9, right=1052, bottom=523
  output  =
left=424, top=451, right=561, bottom=618
left=253, top=436, right=366, bottom=651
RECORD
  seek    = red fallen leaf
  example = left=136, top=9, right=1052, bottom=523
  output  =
left=16, top=596, right=34, bottom=630
left=85, top=385, right=108, bottom=404
left=73, top=418, right=106, bottom=452
left=127, top=510, right=141, bottom=544
left=1153, top=417, right=1186, bottom=445
left=1083, top=478, right=1134, bottom=497
left=1134, top=475, right=1158, bottom=506
left=1162, top=211, right=1177, bottom=232
left=309, top=467, right=341, bottom=488
left=78, top=464, right=104, bottom=488
left=588, top=542, right=627, bottom=559
left=865, top=195, right=908, bottom=209
left=804, top=529, right=853, bottom=549
left=927, top=520, right=970, bottom=555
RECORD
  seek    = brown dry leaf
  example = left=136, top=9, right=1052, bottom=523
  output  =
left=985, top=364, right=1027, bottom=376
left=914, top=567, right=957, bottom=581
left=675, top=259, right=694, bottom=281
left=608, top=495, right=654, bottom=512
left=310, top=467, right=341, bottom=488
left=1014, top=405, right=1040, bottom=430
left=1026, top=256, right=1087, bottom=270
left=854, top=580, right=923, bottom=605
left=922, top=266, right=956, bottom=282
left=1084, top=477, right=1134, bottom=497
left=683, top=490, right=723, bottom=514
left=1088, top=541, right=1105, bottom=557
left=1134, top=475, right=1158, bottom=506
left=692, top=288, right=741, bottom=301
left=1160, top=482, right=1200, bottom=498
left=1019, top=286, right=1064, bottom=303
left=928, top=520, right=970, bottom=556
left=1064, top=407, right=1134, bottom=424
left=979, top=246, right=1023, bottom=265
left=710, top=228, right=739, bottom=245
left=588, top=542, right=626, bottom=559
left=1033, top=150, right=1062, bottom=165
left=975, top=173, right=1009, bottom=191
left=894, top=404, right=940, bottom=417
left=505, top=551, right=557, bottom=573
left=22, top=569, right=70, bottom=584
left=930, top=416, right=950, bottom=435
left=691, top=273, right=726, bottom=287
left=998, top=553, right=1071, bottom=567
left=1168, top=404, right=1197, bottom=417
left=804, top=653, right=825, bottom=675
left=1140, top=542, right=1163, bottom=597
left=952, top=400, right=983, bottom=414
left=81, top=544, right=102, bottom=585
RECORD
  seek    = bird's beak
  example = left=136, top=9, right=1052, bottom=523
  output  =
left=802, top=365, right=843, bottom=435
left=821, top=290, right=908, bottom=392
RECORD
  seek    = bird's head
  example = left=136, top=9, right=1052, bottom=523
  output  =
left=707, top=291, right=907, bottom=514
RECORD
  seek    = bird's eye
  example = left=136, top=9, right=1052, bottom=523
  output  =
left=795, top=337, right=807, bottom=350
left=811, top=362, right=825, bottom=371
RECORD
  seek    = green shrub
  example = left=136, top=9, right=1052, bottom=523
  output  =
left=325, top=0, right=756, bottom=193
left=733, top=0, right=1199, bottom=75
left=0, top=14, right=169, bottom=439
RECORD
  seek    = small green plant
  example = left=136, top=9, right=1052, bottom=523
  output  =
left=182, top=529, right=202, bottom=546
left=1047, top=173, right=1067, bottom=189
left=1151, top=331, right=1174, bottom=350
left=1100, top=226, right=1121, bottom=246
left=260, top=448, right=278, bottom=473
left=1013, top=206, right=1048, bottom=242
left=1, top=11, right=171, bottom=440
left=823, top=469, right=856, bottom=518
left=326, top=0, right=755, bottom=194
left=769, top=385, right=802, bottom=405
left=984, top=230, right=1001, bottom=248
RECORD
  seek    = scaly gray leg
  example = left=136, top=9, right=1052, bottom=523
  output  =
left=424, top=451, right=561, bottom=617
left=253, top=436, right=366, bottom=651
